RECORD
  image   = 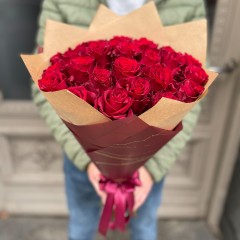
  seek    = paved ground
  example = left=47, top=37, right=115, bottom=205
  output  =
left=0, top=216, right=220, bottom=240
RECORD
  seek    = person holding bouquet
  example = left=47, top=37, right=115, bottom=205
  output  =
left=32, top=0, right=206, bottom=239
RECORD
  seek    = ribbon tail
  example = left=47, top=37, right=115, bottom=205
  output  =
left=113, top=190, right=128, bottom=232
left=98, top=193, right=114, bottom=236
left=127, top=192, right=135, bottom=216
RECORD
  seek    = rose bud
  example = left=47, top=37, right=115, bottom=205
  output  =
left=114, top=57, right=140, bottom=79
left=90, top=67, right=112, bottom=93
left=38, top=63, right=68, bottom=91
left=141, top=49, right=161, bottom=66
left=68, top=86, right=97, bottom=106
left=97, top=87, right=133, bottom=119
left=184, top=66, right=208, bottom=86
left=178, top=79, right=205, bottom=102
left=66, top=56, right=95, bottom=85
left=149, top=65, right=173, bottom=92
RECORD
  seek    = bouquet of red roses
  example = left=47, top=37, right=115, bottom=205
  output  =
left=39, top=37, right=208, bottom=116
left=21, top=2, right=217, bottom=235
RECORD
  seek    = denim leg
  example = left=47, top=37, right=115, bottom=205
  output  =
left=63, top=155, right=101, bottom=240
left=129, top=179, right=165, bottom=240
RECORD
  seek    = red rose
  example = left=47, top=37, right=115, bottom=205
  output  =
left=159, top=47, right=185, bottom=70
left=159, top=46, right=174, bottom=62
left=131, top=97, right=150, bottom=115
left=126, top=77, right=151, bottom=100
left=38, top=63, right=68, bottom=91
left=152, top=91, right=178, bottom=105
left=63, top=48, right=78, bottom=59
left=88, top=40, right=109, bottom=58
left=87, top=40, right=109, bottom=67
left=59, top=43, right=90, bottom=61
left=159, top=46, right=174, bottom=55
left=50, top=53, right=63, bottom=64
left=184, top=66, right=208, bottom=85
left=68, top=86, right=97, bottom=106
left=178, top=79, right=205, bottom=102
left=134, top=38, right=158, bottom=50
left=166, top=81, right=179, bottom=95
left=50, top=49, right=78, bottom=64
left=66, top=56, right=95, bottom=85
left=182, top=53, right=202, bottom=67
left=148, top=65, right=173, bottom=91
left=109, top=36, right=132, bottom=50
left=114, top=41, right=141, bottom=58
left=90, top=67, right=112, bottom=92
left=73, top=42, right=90, bottom=56
left=172, top=67, right=185, bottom=82
left=114, top=57, right=140, bottom=79
left=162, top=92, right=178, bottom=100
left=42, top=62, right=64, bottom=74
left=117, top=77, right=151, bottom=114
left=152, top=91, right=163, bottom=105
left=71, top=56, right=95, bottom=72
left=141, top=49, right=160, bottom=66
left=97, top=87, right=133, bottom=119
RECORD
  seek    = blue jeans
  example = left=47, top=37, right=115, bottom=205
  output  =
left=64, top=155, right=165, bottom=240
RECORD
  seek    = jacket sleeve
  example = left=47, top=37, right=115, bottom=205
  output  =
left=145, top=103, right=201, bottom=182
left=32, top=0, right=90, bottom=170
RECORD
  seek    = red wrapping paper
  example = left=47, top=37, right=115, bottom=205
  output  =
left=63, top=116, right=182, bottom=180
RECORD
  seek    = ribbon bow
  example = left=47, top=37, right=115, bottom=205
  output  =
left=98, top=172, right=141, bottom=236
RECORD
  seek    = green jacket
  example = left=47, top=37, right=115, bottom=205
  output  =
left=32, top=0, right=205, bottom=182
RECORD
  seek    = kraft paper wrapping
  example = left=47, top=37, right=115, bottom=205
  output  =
left=21, top=2, right=218, bottom=130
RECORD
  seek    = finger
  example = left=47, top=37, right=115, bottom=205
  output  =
left=134, top=188, right=144, bottom=203
left=92, top=180, right=103, bottom=197
left=134, top=191, right=147, bottom=211
left=91, top=180, right=107, bottom=205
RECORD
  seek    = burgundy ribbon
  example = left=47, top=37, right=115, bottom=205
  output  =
left=98, top=172, right=141, bottom=236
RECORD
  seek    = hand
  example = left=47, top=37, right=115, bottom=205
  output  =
left=134, top=167, right=153, bottom=211
left=87, top=162, right=106, bottom=204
